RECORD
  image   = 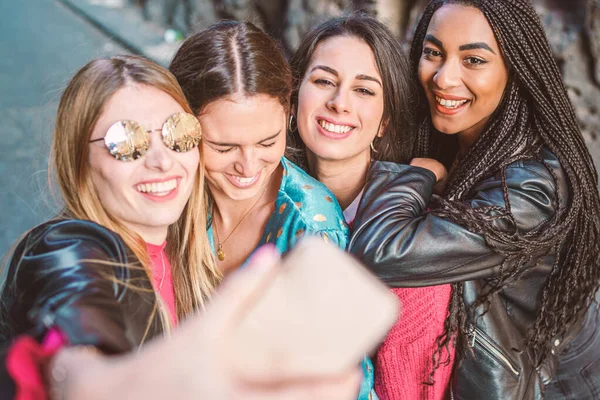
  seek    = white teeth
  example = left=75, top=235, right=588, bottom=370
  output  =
left=318, top=120, right=353, bottom=134
left=233, top=175, right=258, bottom=185
left=436, top=96, right=468, bottom=109
left=136, top=178, right=177, bottom=195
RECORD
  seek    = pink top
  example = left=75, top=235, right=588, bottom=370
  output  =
left=345, top=193, right=455, bottom=399
left=374, top=287, right=454, bottom=400
left=146, top=242, right=177, bottom=326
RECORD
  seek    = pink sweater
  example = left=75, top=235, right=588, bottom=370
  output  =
left=375, top=286, right=455, bottom=400
left=147, top=242, right=177, bottom=326
left=345, top=194, right=454, bottom=399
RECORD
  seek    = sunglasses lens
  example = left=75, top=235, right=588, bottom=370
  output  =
left=104, top=120, right=149, bottom=161
left=162, top=112, right=202, bottom=152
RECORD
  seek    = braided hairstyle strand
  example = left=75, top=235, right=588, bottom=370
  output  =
left=410, top=0, right=600, bottom=367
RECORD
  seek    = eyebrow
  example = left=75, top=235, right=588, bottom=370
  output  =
left=206, top=130, right=281, bottom=147
left=310, top=65, right=382, bottom=87
left=310, top=65, right=338, bottom=76
left=424, top=34, right=444, bottom=50
left=356, top=74, right=382, bottom=87
left=459, top=42, right=496, bottom=54
left=424, top=34, right=496, bottom=55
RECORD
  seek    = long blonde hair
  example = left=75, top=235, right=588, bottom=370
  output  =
left=50, top=55, right=221, bottom=332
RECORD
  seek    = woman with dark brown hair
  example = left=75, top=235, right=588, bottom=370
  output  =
left=169, top=20, right=378, bottom=399
left=287, top=13, right=454, bottom=400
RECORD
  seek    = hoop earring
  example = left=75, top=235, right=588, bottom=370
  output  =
left=370, top=141, right=378, bottom=153
left=288, top=114, right=297, bottom=132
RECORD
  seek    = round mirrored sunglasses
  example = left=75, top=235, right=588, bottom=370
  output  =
left=89, top=112, right=202, bottom=161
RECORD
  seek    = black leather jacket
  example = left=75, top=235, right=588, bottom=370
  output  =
left=349, top=148, right=582, bottom=400
left=0, top=219, right=162, bottom=398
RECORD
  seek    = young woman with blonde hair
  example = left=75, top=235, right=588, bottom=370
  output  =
left=0, top=54, right=362, bottom=399
left=0, top=53, right=217, bottom=396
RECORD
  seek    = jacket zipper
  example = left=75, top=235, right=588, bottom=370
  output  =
left=468, top=325, right=521, bottom=378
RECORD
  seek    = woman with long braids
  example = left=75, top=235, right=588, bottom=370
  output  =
left=349, top=0, right=600, bottom=398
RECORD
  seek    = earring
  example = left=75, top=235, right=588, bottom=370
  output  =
left=288, top=114, right=297, bottom=132
left=370, top=141, right=378, bottom=153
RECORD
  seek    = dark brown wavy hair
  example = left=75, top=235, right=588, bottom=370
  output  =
left=287, top=12, right=417, bottom=169
left=411, top=0, right=600, bottom=370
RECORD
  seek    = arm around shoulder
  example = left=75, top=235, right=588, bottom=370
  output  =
left=349, top=159, right=561, bottom=286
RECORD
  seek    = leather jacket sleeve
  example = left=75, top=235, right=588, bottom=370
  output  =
left=0, top=219, right=158, bottom=396
left=349, top=158, right=560, bottom=287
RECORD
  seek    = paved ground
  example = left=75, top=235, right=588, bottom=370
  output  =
left=60, top=0, right=180, bottom=66
left=0, top=0, right=127, bottom=256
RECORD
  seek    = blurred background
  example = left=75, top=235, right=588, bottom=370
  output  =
left=1, top=0, right=598, bottom=256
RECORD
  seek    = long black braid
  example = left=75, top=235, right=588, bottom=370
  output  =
left=410, top=0, right=600, bottom=368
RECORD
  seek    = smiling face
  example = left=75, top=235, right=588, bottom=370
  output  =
left=88, top=84, right=199, bottom=244
left=296, top=35, right=385, bottom=163
left=199, top=94, right=286, bottom=202
left=418, top=4, right=509, bottom=143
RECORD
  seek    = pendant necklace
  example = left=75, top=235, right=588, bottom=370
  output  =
left=213, top=184, right=269, bottom=262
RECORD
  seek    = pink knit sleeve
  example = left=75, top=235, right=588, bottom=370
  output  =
left=375, top=286, right=455, bottom=400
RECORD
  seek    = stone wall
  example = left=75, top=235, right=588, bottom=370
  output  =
left=136, top=0, right=600, bottom=172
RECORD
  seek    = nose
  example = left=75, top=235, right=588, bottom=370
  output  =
left=144, top=131, right=174, bottom=172
left=326, top=87, right=351, bottom=114
left=432, top=59, right=461, bottom=90
left=233, top=148, right=260, bottom=176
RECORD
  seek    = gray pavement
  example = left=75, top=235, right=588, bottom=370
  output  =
left=0, top=0, right=128, bottom=256
left=60, top=0, right=180, bottom=66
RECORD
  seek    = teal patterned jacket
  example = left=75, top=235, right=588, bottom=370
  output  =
left=208, top=157, right=377, bottom=400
